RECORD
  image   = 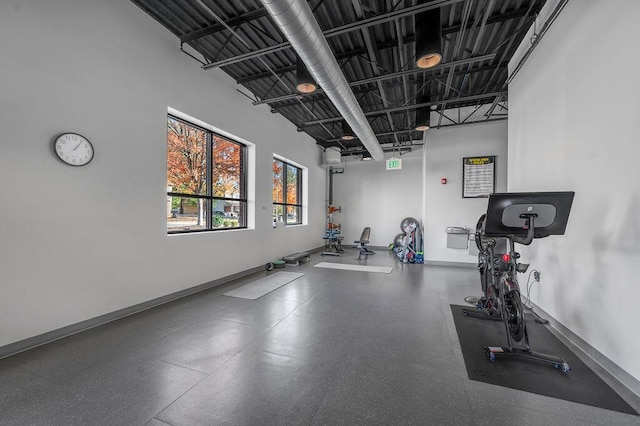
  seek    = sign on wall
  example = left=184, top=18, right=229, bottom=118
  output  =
left=386, top=157, right=402, bottom=170
left=462, top=156, right=496, bottom=198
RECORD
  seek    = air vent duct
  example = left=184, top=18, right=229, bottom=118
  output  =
left=259, top=0, right=385, bottom=161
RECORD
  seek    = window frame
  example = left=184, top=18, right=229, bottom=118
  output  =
left=272, top=157, right=303, bottom=226
left=167, top=114, right=248, bottom=234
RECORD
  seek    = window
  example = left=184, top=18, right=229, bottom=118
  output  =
left=273, top=158, right=302, bottom=225
left=167, top=115, right=247, bottom=233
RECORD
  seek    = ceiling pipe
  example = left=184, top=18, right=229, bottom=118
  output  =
left=344, top=146, right=414, bottom=157
left=259, top=0, right=385, bottom=161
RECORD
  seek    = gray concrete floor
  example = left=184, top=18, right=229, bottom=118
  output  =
left=1, top=250, right=639, bottom=425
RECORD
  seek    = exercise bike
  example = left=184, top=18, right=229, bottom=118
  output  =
left=467, top=214, right=509, bottom=321
left=462, top=192, right=575, bottom=373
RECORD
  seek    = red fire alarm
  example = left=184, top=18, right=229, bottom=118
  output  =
left=441, top=177, right=447, bottom=184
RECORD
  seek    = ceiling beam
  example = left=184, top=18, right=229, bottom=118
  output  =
left=300, top=91, right=507, bottom=127
left=180, top=0, right=336, bottom=44
left=443, top=4, right=532, bottom=35
left=189, top=3, right=531, bottom=71
left=202, top=4, right=530, bottom=80
left=317, top=115, right=507, bottom=145
left=253, top=54, right=497, bottom=106
left=234, top=4, right=523, bottom=86
left=338, top=144, right=422, bottom=157
left=202, top=0, right=463, bottom=70
left=180, top=8, right=270, bottom=44
left=236, top=48, right=368, bottom=84
left=270, top=65, right=507, bottom=112
left=352, top=0, right=399, bottom=144
left=192, top=0, right=342, bottom=141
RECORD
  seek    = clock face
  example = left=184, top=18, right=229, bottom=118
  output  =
left=54, top=133, right=94, bottom=166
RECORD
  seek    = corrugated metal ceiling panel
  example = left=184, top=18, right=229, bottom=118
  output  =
left=131, top=0, right=544, bottom=155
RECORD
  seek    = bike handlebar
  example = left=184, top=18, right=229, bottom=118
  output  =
left=508, top=214, right=537, bottom=246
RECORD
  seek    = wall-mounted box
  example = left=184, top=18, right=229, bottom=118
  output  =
left=468, top=233, right=479, bottom=256
left=446, top=227, right=469, bottom=249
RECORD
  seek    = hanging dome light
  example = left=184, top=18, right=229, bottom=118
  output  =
left=296, top=57, right=317, bottom=94
left=415, top=96, right=431, bottom=131
left=415, top=6, right=442, bottom=69
left=341, top=120, right=355, bottom=140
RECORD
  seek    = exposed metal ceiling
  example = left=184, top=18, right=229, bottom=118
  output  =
left=132, top=0, right=544, bottom=157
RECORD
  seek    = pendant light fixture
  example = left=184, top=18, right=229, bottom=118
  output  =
left=341, top=120, right=355, bottom=140
left=415, top=95, right=431, bottom=131
left=415, top=5, right=442, bottom=69
left=296, top=57, right=317, bottom=94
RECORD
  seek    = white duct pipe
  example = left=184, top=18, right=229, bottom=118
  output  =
left=260, top=0, right=385, bottom=161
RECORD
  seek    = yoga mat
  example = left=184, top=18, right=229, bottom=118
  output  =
left=450, top=304, right=637, bottom=415
left=223, top=272, right=304, bottom=299
left=313, top=262, right=393, bottom=274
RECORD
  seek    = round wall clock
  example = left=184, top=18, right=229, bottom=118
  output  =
left=53, top=133, right=94, bottom=166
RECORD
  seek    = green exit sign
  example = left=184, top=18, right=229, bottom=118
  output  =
left=386, top=158, right=402, bottom=170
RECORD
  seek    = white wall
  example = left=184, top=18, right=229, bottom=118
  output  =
left=423, top=121, right=508, bottom=263
left=331, top=119, right=507, bottom=261
left=0, top=0, right=325, bottom=348
left=508, top=0, right=640, bottom=381
left=331, top=152, right=424, bottom=248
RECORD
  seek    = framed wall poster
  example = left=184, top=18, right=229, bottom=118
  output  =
left=463, top=156, right=496, bottom=198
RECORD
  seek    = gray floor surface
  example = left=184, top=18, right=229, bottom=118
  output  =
left=1, top=250, right=639, bottom=425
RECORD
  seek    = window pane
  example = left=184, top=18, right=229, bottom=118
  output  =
left=212, top=201, right=243, bottom=229
left=273, top=160, right=284, bottom=203
left=167, top=114, right=248, bottom=234
left=273, top=204, right=284, bottom=224
left=286, top=205, right=300, bottom=224
left=167, top=196, right=206, bottom=232
left=230, top=200, right=247, bottom=228
left=167, top=117, right=207, bottom=195
left=212, top=136, right=241, bottom=198
left=286, top=164, right=299, bottom=205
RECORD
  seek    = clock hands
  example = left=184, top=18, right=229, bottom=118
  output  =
left=55, top=133, right=93, bottom=166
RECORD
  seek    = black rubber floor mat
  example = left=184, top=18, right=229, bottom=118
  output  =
left=450, top=304, right=637, bottom=415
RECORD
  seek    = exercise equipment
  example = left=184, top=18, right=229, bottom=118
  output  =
left=283, top=251, right=310, bottom=266
left=392, top=217, right=423, bottom=263
left=265, top=252, right=310, bottom=271
left=265, top=260, right=286, bottom=271
left=322, top=205, right=344, bottom=256
left=392, top=232, right=404, bottom=248
left=463, top=191, right=575, bottom=373
left=354, top=227, right=375, bottom=260
left=400, top=216, right=419, bottom=233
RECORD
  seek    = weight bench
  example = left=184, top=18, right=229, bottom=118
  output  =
left=322, top=230, right=344, bottom=256
left=355, top=227, right=375, bottom=260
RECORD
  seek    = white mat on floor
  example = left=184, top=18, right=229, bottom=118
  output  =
left=313, top=262, right=393, bottom=274
left=223, top=271, right=304, bottom=299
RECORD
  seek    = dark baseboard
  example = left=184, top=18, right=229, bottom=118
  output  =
left=0, top=247, right=325, bottom=360
left=425, top=260, right=476, bottom=268
left=529, top=303, right=640, bottom=398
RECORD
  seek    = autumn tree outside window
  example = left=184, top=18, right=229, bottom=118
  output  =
left=273, top=158, right=302, bottom=226
left=167, top=115, right=247, bottom=233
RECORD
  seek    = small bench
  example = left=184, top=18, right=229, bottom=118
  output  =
left=355, top=227, right=375, bottom=260
left=282, top=251, right=311, bottom=266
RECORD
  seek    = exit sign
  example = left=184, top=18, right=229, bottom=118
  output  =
left=386, top=158, right=402, bottom=170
